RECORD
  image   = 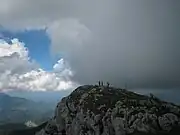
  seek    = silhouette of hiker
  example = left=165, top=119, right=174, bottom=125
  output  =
left=101, top=81, right=103, bottom=86
left=98, top=81, right=101, bottom=86
left=107, top=82, right=110, bottom=87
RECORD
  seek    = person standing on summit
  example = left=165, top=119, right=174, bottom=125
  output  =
left=98, top=81, right=101, bottom=86
left=107, top=82, right=110, bottom=88
left=101, top=81, right=103, bottom=86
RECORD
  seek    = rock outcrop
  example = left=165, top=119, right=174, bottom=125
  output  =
left=35, top=85, right=180, bottom=135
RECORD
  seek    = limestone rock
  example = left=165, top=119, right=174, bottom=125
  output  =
left=158, top=113, right=179, bottom=132
left=35, top=85, right=180, bottom=135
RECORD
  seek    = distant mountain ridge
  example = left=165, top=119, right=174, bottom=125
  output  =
left=0, top=92, right=53, bottom=125
left=0, top=92, right=34, bottom=109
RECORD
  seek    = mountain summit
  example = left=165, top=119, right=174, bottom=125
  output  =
left=36, top=85, right=180, bottom=135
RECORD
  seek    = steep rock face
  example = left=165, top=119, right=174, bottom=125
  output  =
left=36, top=85, right=180, bottom=135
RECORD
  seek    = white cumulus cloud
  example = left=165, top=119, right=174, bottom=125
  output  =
left=0, top=38, right=77, bottom=92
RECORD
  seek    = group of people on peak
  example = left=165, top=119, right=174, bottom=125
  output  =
left=98, top=81, right=110, bottom=87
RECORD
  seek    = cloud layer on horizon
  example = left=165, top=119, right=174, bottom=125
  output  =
left=0, top=0, right=180, bottom=90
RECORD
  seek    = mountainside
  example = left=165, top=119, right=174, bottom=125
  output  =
left=0, top=93, right=53, bottom=125
left=35, top=85, right=180, bottom=135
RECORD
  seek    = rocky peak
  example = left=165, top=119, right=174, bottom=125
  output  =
left=36, top=85, right=180, bottom=135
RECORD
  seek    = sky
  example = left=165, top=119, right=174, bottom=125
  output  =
left=0, top=0, right=180, bottom=102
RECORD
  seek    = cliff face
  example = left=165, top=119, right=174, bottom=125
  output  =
left=36, top=85, right=180, bottom=135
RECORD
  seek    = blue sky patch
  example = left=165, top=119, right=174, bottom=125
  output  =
left=0, top=28, right=60, bottom=71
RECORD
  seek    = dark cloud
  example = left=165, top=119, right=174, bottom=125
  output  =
left=48, top=0, right=180, bottom=89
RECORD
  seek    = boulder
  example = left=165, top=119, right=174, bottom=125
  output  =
left=158, top=113, right=178, bottom=132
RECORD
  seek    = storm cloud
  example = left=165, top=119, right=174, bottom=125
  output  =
left=0, top=0, right=180, bottom=89
left=47, top=0, right=180, bottom=89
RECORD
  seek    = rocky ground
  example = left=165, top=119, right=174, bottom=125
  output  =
left=35, top=85, right=180, bottom=135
